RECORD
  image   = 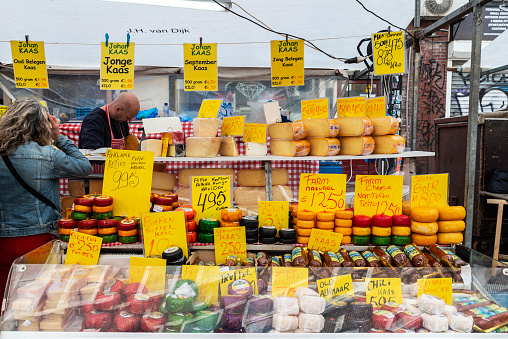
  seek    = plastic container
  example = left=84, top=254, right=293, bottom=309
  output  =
left=163, top=103, right=170, bottom=117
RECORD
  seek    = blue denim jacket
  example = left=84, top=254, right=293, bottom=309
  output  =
left=0, top=135, right=93, bottom=237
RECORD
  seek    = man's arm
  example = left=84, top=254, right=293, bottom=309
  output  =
left=78, top=115, right=107, bottom=149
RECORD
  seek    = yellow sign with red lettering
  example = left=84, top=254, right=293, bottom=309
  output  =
left=271, top=267, right=308, bottom=297
left=271, top=39, right=304, bottom=87
left=366, top=97, right=386, bottom=118
left=366, top=278, right=403, bottom=306
left=243, top=123, right=267, bottom=143
left=298, top=173, right=347, bottom=212
left=182, top=265, right=220, bottom=305
left=129, top=257, right=166, bottom=293
left=198, top=100, right=222, bottom=118
left=258, top=201, right=289, bottom=232
left=411, top=174, right=449, bottom=208
left=183, top=43, right=217, bottom=92
left=10, top=41, right=48, bottom=89
left=336, top=97, right=366, bottom=118
left=308, top=229, right=342, bottom=253
left=213, top=226, right=247, bottom=265
left=301, top=98, right=329, bottom=120
left=65, top=231, right=103, bottom=265
left=100, top=42, right=135, bottom=90
left=417, top=278, right=453, bottom=305
left=141, top=211, right=188, bottom=258
left=354, top=175, right=403, bottom=217
left=221, top=116, right=245, bottom=136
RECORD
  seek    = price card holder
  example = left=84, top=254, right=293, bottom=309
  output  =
left=317, top=274, right=353, bottom=300
left=354, top=175, right=403, bottom=217
left=366, top=97, right=386, bottom=118
left=258, top=201, right=289, bottom=232
left=219, top=267, right=258, bottom=296
left=366, top=278, right=403, bottom=306
left=271, top=267, right=308, bottom=297
left=372, top=31, right=406, bottom=76
left=417, top=278, right=452, bottom=305
left=213, top=226, right=247, bottom=265
left=182, top=265, right=220, bottom=305
left=10, top=41, right=48, bottom=89
left=221, top=116, right=245, bottom=136
left=141, top=211, right=188, bottom=258
left=243, top=123, right=267, bottom=143
left=198, top=99, right=222, bottom=118
left=308, top=228, right=342, bottom=253
left=298, top=173, right=346, bottom=212
left=100, top=42, right=135, bottom=90
left=191, top=175, right=232, bottom=221
left=411, top=174, right=449, bottom=208
left=129, top=257, right=166, bottom=293
left=301, top=98, right=329, bottom=119
left=336, top=97, right=366, bottom=118
left=183, top=43, right=218, bottom=92
left=270, top=39, right=304, bottom=87
left=64, top=231, right=102, bottom=265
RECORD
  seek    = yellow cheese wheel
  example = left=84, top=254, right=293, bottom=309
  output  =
left=292, top=210, right=298, bottom=217
left=316, top=211, right=335, bottom=222
left=372, top=226, right=391, bottom=237
left=341, top=235, right=352, bottom=244
left=411, top=220, right=438, bottom=235
left=59, top=228, right=73, bottom=235
left=297, top=210, right=315, bottom=221
left=411, top=206, right=439, bottom=222
left=79, top=228, right=98, bottom=236
left=437, top=206, right=466, bottom=221
left=411, top=233, right=437, bottom=246
left=335, top=210, right=354, bottom=219
left=297, top=236, right=310, bottom=244
left=93, top=205, right=114, bottom=213
left=335, top=219, right=353, bottom=227
left=154, top=204, right=173, bottom=212
left=74, top=205, right=92, bottom=214
left=221, top=208, right=242, bottom=222
left=391, top=226, right=411, bottom=236
left=118, top=229, right=138, bottom=237
left=437, top=232, right=464, bottom=245
left=316, top=221, right=334, bottom=229
left=352, top=227, right=371, bottom=236
left=437, top=220, right=465, bottom=233
left=293, top=225, right=299, bottom=232
left=220, top=221, right=241, bottom=227
left=334, top=227, right=352, bottom=235
left=297, top=219, right=315, bottom=229
left=293, top=217, right=299, bottom=225
left=296, top=228, right=312, bottom=237
left=98, top=227, right=117, bottom=235
left=402, top=201, right=411, bottom=216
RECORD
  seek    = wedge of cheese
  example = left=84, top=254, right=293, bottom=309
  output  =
left=245, top=142, right=268, bottom=156
left=237, top=169, right=289, bottom=186
left=335, top=117, right=373, bottom=136
left=338, top=136, right=375, bottom=155
left=193, top=118, right=220, bottom=137
left=178, top=168, right=235, bottom=186
left=372, top=135, right=405, bottom=154
left=141, top=139, right=163, bottom=157
left=371, top=116, right=399, bottom=136
left=306, top=137, right=340, bottom=156
left=151, top=171, right=177, bottom=191
left=185, top=137, right=221, bottom=157
left=268, top=122, right=307, bottom=140
left=219, top=137, right=239, bottom=156
left=270, top=140, right=310, bottom=157
left=296, top=119, right=339, bottom=138
left=233, top=186, right=293, bottom=205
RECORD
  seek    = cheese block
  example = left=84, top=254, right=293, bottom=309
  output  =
left=140, top=139, right=162, bottom=157
left=219, top=137, right=239, bottom=156
left=178, top=168, right=236, bottom=186
left=373, top=135, right=405, bottom=154
left=306, top=137, right=340, bottom=156
left=437, top=206, right=466, bottom=221
left=270, top=140, right=310, bottom=157
left=245, top=142, right=268, bottom=156
left=18, top=320, right=40, bottom=331
left=272, top=314, right=299, bottom=331
left=233, top=186, right=293, bottom=205
left=296, top=119, right=339, bottom=138
left=371, top=116, right=400, bottom=136
left=338, top=136, right=375, bottom=155
left=273, top=296, right=300, bottom=315
left=151, top=171, right=177, bottom=191
left=237, top=169, right=289, bottom=186
left=335, top=117, right=373, bottom=136
left=298, top=313, right=325, bottom=331
left=192, top=118, right=220, bottom=137
left=185, top=137, right=221, bottom=157
left=268, top=122, right=307, bottom=140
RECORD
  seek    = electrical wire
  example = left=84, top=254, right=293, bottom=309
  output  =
left=346, top=159, right=354, bottom=183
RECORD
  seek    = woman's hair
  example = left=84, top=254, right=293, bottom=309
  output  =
left=0, top=98, right=53, bottom=156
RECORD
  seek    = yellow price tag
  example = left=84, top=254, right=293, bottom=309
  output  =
left=258, top=201, right=289, bottom=232
left=182, top=265, right=220, bottom=305
left=219, top=267, right=258, bottom=296
left=64, top=231, right=102, bottom=265
left=191, top=175, right=232, bottom=221
left=308, top=229, right=342, bottom=253
left=417, top=278, right=453, bottom=305
left=372, top=31, right=406, bottom=76
left=0, top=105, right=8, bottom=117
left=354, top=175, right=403, bottom=217
left=100, top=42, right=135, bottom=90
left=243, top=123, right=267, bottom=143
left=213, top=226, right=247, bottom=265
left=301, top=98, right=329, bottom=120
left=271, top=39, right=304, bottom=87
left=198, top=100, right=222, bottom=118
left=161, top=137, right=169, bottom=157
left=10, top=41, right=48, bottom=89
left=298, top=173, right=347, bottom=212
left=411, top=174, right=448, bottom=208
left=271, top=267, right=308, bottom=297
left=129, top=257, right=166, bottom=293
left=103, top=149, right=154, bottom=218
left=366, top=97, right=386, bottom=118
left=317, top=274, right=353, bottom=300
left=221, top=116, right=245, bottom=136
left=141, top=211, right=188, bottom=258
left=336, top=97, right=366, bottom=118
left=183, top=43, right=218, bottom=92
left=366, top=278, right=403, bottom=306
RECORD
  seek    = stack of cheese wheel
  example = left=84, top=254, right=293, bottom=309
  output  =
left=402, top=201, right=411, bottom=216
left=153, top=195, right=174, bottom=212
left=118, top=218, right=139, bottom=244
left=316, top=211, right=334, bottom=232
left=268, top=122, right=310, bottom=157
left=371, top=115, right=405, bottom=154
left=78, top=218, right=98, bottom=236
left=93, top=196, right=114, bottom=220
left=298, top=119, right=341, bottom=156
left=334, top=210, right=354, bottom=244
left=70, top=195, right=94, bottom=222
left=97, top=218, right=118, bottom=243
left=335, top=117, right=375, bottom=156
left=198, top=218, right=219, bottom=243
left=167, top=193, right=179, bottom=209
left=175, top=206, right=197, bottom=244
left=186, top=118, right=221, bottom=158
left=371, top=214, right=392, bottom=246
left=295, top=210, right=315, bottom=244
left=352, top=215, right=372, bottom=245
left=220, top=208, right=242, bottom=227
left=391, top=215, right=412, bottom=245
left=291, top=205, right=299, bottom=229
left=410, top=206, right=439, bottom=246
left=436, top=206, right=466, bottom=245
left=57, top=218, right=77, bottom=242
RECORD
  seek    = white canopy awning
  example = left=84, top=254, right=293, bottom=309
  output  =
left=460, top=29, right=508, bottom=73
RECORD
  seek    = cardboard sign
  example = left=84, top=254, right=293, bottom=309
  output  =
left=141, top=211, right=188, bottom=258
left=317, top=274, right=353, bottom=300
left=103, top=149, right=154, bottom=217
left=299, top=173, right=347, bottom=212
left=191, top=175, right=232, bottom=221
left=271, top=267, right=308, bottom=297
left=213, top=226, right=247, bottom=265
left=198, top=99, right=222, bottom=118
left=366, top=97, right=386, bottom=118
left=243, top=123, right=267, bottom=143
left=301, top=98, right=329, bottom=120
left=65, top=231, right=102, bottom=265
left=354, top=175, right=403, bottom=217
left=0, top=105, right=6, bottom=117
left=182, top=265, right=220, bottom=305
left=417, top=278, right=453, bottom=305
left=372, top=31, right=406, bottom=76
left=10, top=41, right=48, bottom=88
left=336, top=97, right=366, bottom=118
left=258, top=201, right=289, bottom=232
left=366, top=278, right=403, bottom=306
left=183, top=43, right=218, bottom=92
left=129, top=257, right=166, bottom=293
left=270, top=39, right=304, bottom=87
left=411, top=174, right=449, bottom=208
left=263, top=101, right=282, bottom=125
left=100, top=42, right=135, bottom=90
left=219, top=267, right=258, bottom=296
left=308, top=228, right=342, bottom=253
left=221, top=116, right=245, bottom=136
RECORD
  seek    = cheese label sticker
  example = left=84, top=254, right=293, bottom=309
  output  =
left=141, top=211, right=188, bottom=258
left=10, top=41, right=48, bottom=88
left=243, top=123, right=267, bottom=143
left=308, top=228, right=342, bottom=253
left=258, top=201, right=289, bottom=232
left=366, top=97, right=386, bottom=118
left=354, top=174, right=403, bottom=217
left=182, top=265, right=220, bottom=305
left=299, top=173, right=347, bottom=213
left=160, top=137, right=169, bottom=157
left=183, top=43, right=218, bottom=92
left=366, top=278, right=403, bottom=306
left=417, top=278, right=453, bottom=305
left=129, top=257, right=166, bottom=293
left=372, top=31, right=406, bottom=76
left=336, top=97, right=366, bottom=118
left=198, top=99, right=222, bottom=118
left=271, top=39, right=304, bottom=87
left=317, top=274, right=353, bottom=300
left=411, top=173, right=449, bottom=208
left=271, top=267, right=308, bottom=297
left=191, top=175, right=232, bottom=221
left=221, top=116, right=245, bottom=136
left=213, top=226, right=247, bottom=265
left=65, top=231, right=102, bottom=265
left=301, top=98, right=329, bottom=120
left=100, top=42, right=135, bottom=90
left=219, top=267, right=258, bottom=296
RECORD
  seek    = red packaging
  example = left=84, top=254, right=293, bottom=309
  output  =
left=114, top=311, right=140, bottom=332
left=140, top=312, right=166, bottom=332
left=372, top=310, right=395, bottom=331
left=84, top=310, right=113, bottom=331
left=395, top=311, right=422, bottom=331
left=381, top=301, right=403, bottom=314
left=104, top=280, right=126, bottom=299
left=372, top=214, right=392, bottom=227
left=128, top=294, right=153, bottom=315
left=186, top=220, right=196, bottom=231
left=173, top=131, right=185, bottom=145
left=94, top=292, right=122, bottom=312
left=124, top=283, right=148, bottom=297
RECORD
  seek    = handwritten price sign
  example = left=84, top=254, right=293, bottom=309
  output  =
left=213, top=226, right=247, bottom=264
left=258, top=201, right=289, bottom=232
left=141, top=211, right=188, bottom=258
left=183, top=43, right=218, bottom=92
left=10, top=41, right=49, bottom=89
left=129, top=257, right=166, bottom=293
left=103, top=149, right=154, bottom=217
left=182, top=265, right=220, bottom=305
left=317, top=274, right=353, bottom=300
left=301, top=98, right=329, bottom=119
left=219, top=267, right=258, bottom=296
left=191, top=175, right=231, bottom=221
left=243, top=123, right=267, bottom=143
left=65, top=231, right=102, bottom=265
left=221, top=116, right=245, bottom=136
left=308, top=228, right=342, bottom=253
left=271, top=39, right=304, bottom=87
left=272, top=267, right=308, bottom=297
left=198, top=99, right=222, bottom=118
left=366, top=278, right=402, bottom=306
left=417, top=278, right=453, bottom=305
left=366, top=97, right=386, bottom=118
left=298, top=173, right=346, bottom=212
left=100, top=42, right=135, bottom=90
left=354, top=175, right=403, bottom=217
left=372, top=31, right=406, bottom=76
left=336, top=97, right=366, bottom=118
left=0, top=105, right=7, bottom=117
left=411, top=174, right=448, bottom=208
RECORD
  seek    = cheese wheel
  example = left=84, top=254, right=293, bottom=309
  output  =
left=338, top=136, right=375, bottom=155
left=402, top=201, right=411, bottom=216
left=272, top=314, right=299, bottom=332
left=154, top=204, right=173, bottom=212
left=141, top=139, right=162, bottom=157
left=306, top=138, right=340, bottom=156
left=98, top=227, right=117, bottom=235
left=79, top=228, right=98, bottom=236
left=178, top=168, right=235, bottom=187
left=335, top=117, right=373, bottom=136
left=334, top=219, right=353, bottom=227
left=185, top=137, right=221, bottom=158
left=268, top=122, right=307, bottom=140
left=233, top=186, right=293, bottom=205
left=411, top=206, right=439, bottom=222
left=270, top=140, right=311, bottom=157
left=437, top=232, right=463, bottom=244
left=334, top=227, right=352, bottom=235
left=73, top=205, right=92, bottom=214
left=316, top=212, right=334, bottom=222
left=437, top=220, right=465, bottom=233
left=352, top=227, right=371, bottom=236
left=297, top=236, right=310, bottom=244
left=392, top=226, right=411, bottom=236
left=316, top=221, right=334, bottom=229
left=93, top=205, right=114, bottom=213
left=297, top=119, right=339, bottom=138
left=411, top=220, right=438, bottom=235
left=237, top=169, right=289, bottom=187
left=341, top=235, right=352, bottom=244
left=335, top=210, right=353, bottom=219
left=221, top=208, right=242, bottom=222
left=118, top=229, right=138, bottom=237
left=151, top=172, right=177, bottom=191
left=219, top=137, right=239, bottom=157
left=437, top=206, right=466, bottom=221
left=297, top=211, right=315, bottom=221
left=372, top=226, right=391, bottom=237
left=193, top=118, right=220, bottom=137
left=410, top=233, right=437, bottom=246
left=297, top=220, right=315, bottom=229
left=59, top=228, right=73, bottom=235
left=297, top=228, right=312, bottom=237
left=220, top=221, right=241, bottom=227
left=372, top=135, right=405, bottom=154
left=293, top=217, right=299, bottom=224
left=298, top=313, right=325, bottom=331
left=371, top=116, right=399, bottom=136
left=245, top=142, right=268, bottom=156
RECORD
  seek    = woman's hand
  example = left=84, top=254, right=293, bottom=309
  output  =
left=47, top=113, right=61, bottom=140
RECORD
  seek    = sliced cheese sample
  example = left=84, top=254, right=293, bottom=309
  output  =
left=234, top=186, right=293, bottom=205
left=185, top=137, right=221, bottom=158
left=335, top=117, right=373, bottom=136
left=140, top=139, right=162, bottom=157
left=245, top=142, right=267, bottom=156
left=219, top=137, right=239, bottom=157
left=373, top=135, right=405, bottom=154
left=371, top=116, right=400, bottom=135
left=338, top=136, right=375, bottom=155
left=178, top=168, right=235, bottom=186
left=151, top=171, right=177, bottom=191
left=306, top=137, right=340, bottom=156
left=192, top=118, right=220, bottom=137
left=237, top=169, right=289, bottom=186
left=296, top=119, right=339, bottom=138
left=268, top=122, right=307, bottom=140
left=270, top=140, right=310, bottom=157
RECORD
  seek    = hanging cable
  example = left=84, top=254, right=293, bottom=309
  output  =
left=346, top=159, right=354, bottom=183
left=355, top=0, right=415, bottom=39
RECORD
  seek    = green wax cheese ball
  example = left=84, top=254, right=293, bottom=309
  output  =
left=391, top=235, right=411, bottom=246
left=94, top=211, right=113, bottom=220
left=59, top=234, right=70, bottom=242
left=70, top=211, right=89, bottom=220
left=352, top=235, right=370, bottom=245
left=119, top=235, right=138, bottom=244
left=371, top=235, right=391, bottom=246
left=99, top=234, right=118, bottom=243
left=198, top=232, right=214, bottom=243
left=199, top=218, right=219, bottom=233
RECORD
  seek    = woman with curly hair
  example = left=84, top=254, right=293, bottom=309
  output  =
left=0, top=98, right=92, bottom=301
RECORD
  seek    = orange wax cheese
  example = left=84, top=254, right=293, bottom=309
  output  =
left=316, top=221, right=334, bottom=229
left=297, top=118, right=339, bottom=138
left=437, top=232, right=464, bottom=244
left=437, top=220, right=465, bottom=233
left=334, top=227, right=352, bottom=235
left=306, top=137, right=340, bottom=156
left=341, top=235, right=352, bottom=244
left=297, top=210, right=315, bottom=221
left=334, top=219, right=353, bottom=227
left=269, top=140, right=311, bottom=157
left=411, top=233, right=437, bottom=246
left=437, top=206, right=466, bottom=221
left=352, top=227, right=371, bottom=236
left=372, top=226, right=391, bottom=237
left=391, top=226, right=411, bottom=236
left=335, top=210, right=354, bottom=219
left=335, top=117, right=373, bottom=136
left=316, top=211, right=335, bottom=222
left=371, top=116, right=400, bottom=136
left=372, top=135, right=405, bottom=154
left=411, top=220, right=438, bottom=235
left=297, top=220, right=315, bottom=229
left=268, top=122, right=307, bottom=140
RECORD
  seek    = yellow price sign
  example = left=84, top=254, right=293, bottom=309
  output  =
left=243, top=123, right=267, bottom=143
left=219, top=267, right=258, bottom=296
left=213, top=226, right=247, bottom=265
left=308, top=229, right=342, bottom=253
left=317, top=274, right=353, bottom=300
left=417, top=278, right=453, bottom=305
left=271, top=267, right=308, bottom=297
left=366, top=278, right=403, bottom=306
left=372, top=31, right=406, bottom=76
left=100, top=42, right=135, bottom=90
left=191, top=175, right=232, bottom=221
left=10, top=41, right=48, bottom=89
left=301, top=98, right=329, bottom=120
left=258, top=201, right=289, bottom=232
left=336, top=97, right=366, bottom=118
left=366, top=97, right=386, bottom=118
left=0, top=105, right=8, bottom=117
left=129, top=257, right=166, bottom=293
left=182, top=265, right=220, bottom=305
left=298, top=173, right=346, bottom=212
left=103, top=149, right=154, bottom=218
left=198, top=100, right=222, bottom=118
left=141, top=211, right=188, bottom=258
left=221, top=116, right=245, bottom=136
left=183, top=43, right=218, bottom=92
left=411, top=174, right=448, bottom=208
left=271, top=39, right=304, bottom=87
left=64, top=231, right=102, bottom=265
left=354, top=175, right=403, bottom=217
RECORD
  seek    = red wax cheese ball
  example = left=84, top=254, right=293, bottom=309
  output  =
left=392, top=214, right=411, bottom=226
left=94, top=195, right=113, bottom=206
left=154, top=196, right=173, bottom=206
left=80, top=302, right=95, bottom=315
left=114, top=311, right=140, bottom=332
left=94, top=292, right=122, bottom=312
left=372, top=214, right=392, bottom=227
left=187, top=231, right=197, bottom=243
left=104, top=280, right=126, bottom=299
left=128, top=294, right=153, bottom=315
left=175, top=207, right=196, bottom=220
left=118, top=218, right=138, bottom=231
left=151, top=294, right=163, bottom=312
left=353, top=215, right=372, bottom=227
left=141, top=312, right=166, bottom=332
left=98, top=219, right=118, bottom=228
left=186, top=220, right=196, bottom=231
left=58, top=218, right=78, bottom=229
left=84, top=311, right=113, bottom=331
left=164, top=193, right=178, bottom=201
left=78, top=219, right=98, bottom=229
left=74, top=197, right=94, bottom=206
left=124, top=283, right=148, bottom=298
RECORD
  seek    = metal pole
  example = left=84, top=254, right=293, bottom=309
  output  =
left=464, top=4, right=483, bottom=249
left=405, top=47, right=412, bottom=149
left=263, top=161, right=273, bottom=201
left=411, top=0, right=421, bottom=152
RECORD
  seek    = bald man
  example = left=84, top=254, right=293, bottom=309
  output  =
left=78, top=92, right=140, bottom=150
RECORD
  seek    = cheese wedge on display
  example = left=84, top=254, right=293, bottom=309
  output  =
left=335, top=117, right=373, bottom=136
left=140, top=139, right=163, bottom=157
left=372, top=135, right=405, bottom=154
left=185, top=137, right=221, bottom=157
left=306, top=137, right=340, bottom=156
left=151, top=171, right=177, bottom=191
left=296, top=119, right=339, bottom=138
left=268, top=122, right=307, bottom=140
left=178, top=168, right=235, bottom=186
left=233, top=186, right=293, bottom=205
left=371, top=116, right=400, bottom=135
left=245, top=142, right=268, bottom=156
left=192, top=118, right=220, bottom=137
left=237, top=169, right=289, bottom=186
left=270, top=140, right=310, bottom=157
left=219, top=137, right=239, bottom=156
left=338, top=136, right=375, bottom=155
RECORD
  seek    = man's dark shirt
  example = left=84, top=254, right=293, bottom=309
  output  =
left=78, top=107, right=130, bottom=149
